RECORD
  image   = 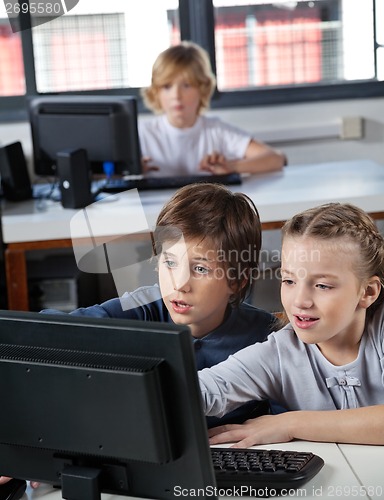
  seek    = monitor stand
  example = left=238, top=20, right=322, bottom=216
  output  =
left=60, top=464, right=129, bottom=500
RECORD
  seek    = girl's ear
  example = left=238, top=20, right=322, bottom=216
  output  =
left=359, top=276, right=382, bottom=309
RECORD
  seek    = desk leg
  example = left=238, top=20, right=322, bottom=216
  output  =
left=5, top=247, right=29, bottom=311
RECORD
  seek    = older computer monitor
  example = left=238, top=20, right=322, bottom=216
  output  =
left=0, top=311, right=217, bottom=500
left=28, top=95, right=142, bottom=177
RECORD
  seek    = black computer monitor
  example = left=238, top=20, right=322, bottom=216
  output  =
left=0, top=311, right=217, bottom=500
left=28, top=95, right=142, bottom=177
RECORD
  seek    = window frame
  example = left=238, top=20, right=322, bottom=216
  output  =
left=1, top=0, right=384, bottom=122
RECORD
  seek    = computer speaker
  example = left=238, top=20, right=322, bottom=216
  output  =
left=57, top=148, right=93, bottom=209
left=0, top=141, right=32, bottom=201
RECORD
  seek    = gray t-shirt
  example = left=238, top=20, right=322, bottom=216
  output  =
left=199, top=304, right=384, bottom=417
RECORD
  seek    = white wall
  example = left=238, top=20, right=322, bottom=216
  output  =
left=1, top=96, right=383, bottom=181
left=212, top=96, right=384, bottom=166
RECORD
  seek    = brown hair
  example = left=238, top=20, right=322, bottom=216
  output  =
left=153, top=183, right=262, bottom=306
left=282, top=202, right=384, bottom=317
left=141, top=41, right=216, bottom=114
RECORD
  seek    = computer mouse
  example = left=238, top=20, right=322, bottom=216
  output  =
left=0, top=479, right=26, bottom=500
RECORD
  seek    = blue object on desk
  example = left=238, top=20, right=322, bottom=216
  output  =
left=32, top=181, right=113, bottom=204
left=102, top=161, right=115, bottom=179
left=32, top=182, right=61, bottom=201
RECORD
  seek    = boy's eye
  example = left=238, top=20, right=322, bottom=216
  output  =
left=163, top=259, right=177, bottom=269
left=193, top=265, right=209, bottom=275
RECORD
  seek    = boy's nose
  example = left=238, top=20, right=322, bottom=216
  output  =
left=173, top=281, right=191, bottom=293
left=171, top=85, right=182, bottom=98
left=172, top=266, right=191, bottom=292
left=173, top=276, right=191, bottom=293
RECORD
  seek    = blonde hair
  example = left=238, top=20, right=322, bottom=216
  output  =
left=141, top=41, right=216, bottom=114
left=282, top=203, right=384, bottom=317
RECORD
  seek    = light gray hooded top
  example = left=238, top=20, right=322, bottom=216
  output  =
left=199, top=304, right=384, bottom=417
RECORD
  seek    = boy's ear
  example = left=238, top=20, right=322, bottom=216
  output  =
left=359, top=276, right=382, bottom=309
left=228, top=277, right=247, bottom=304
left=241, top=277, right=250, bottom=291
left=232, top=277, right=248, bottom=293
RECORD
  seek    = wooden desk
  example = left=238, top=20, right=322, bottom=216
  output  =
left=21, top=442, right=383, bottom=499
left=2, top=160, right=384, bottom=311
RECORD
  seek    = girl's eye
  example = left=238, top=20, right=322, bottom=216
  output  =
left=281, top=279, right=294, bottom=286
left=316, top=283, right=332, bottom=290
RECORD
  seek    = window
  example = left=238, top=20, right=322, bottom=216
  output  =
left=377, top=0, right=384, bottom=79
left=31, top=1, right=180, bottom=93
left=213, top=0, right=377, bottom=90
left=209, top=0, right=384, bottom=108
left=0, top=0, right=179, bottom=119
left=33, top=13, right=130, bottom=92
left=1, top=0, right=383, bottom=121
left=0, top=18, right=25, bottom=96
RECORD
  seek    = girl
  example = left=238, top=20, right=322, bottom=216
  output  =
left=199, top=202, right=384, bottom=447
left=139, top=41, right=286, bottom=176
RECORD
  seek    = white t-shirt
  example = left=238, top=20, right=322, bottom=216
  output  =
left=138, top=114, right=251, bottom=176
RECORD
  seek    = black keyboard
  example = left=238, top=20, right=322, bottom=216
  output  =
left=101, top=173, right=242, bottom=193
left=211, top=447, right=324, bottom=492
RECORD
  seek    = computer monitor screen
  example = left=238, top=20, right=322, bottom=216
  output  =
left=28, top=95, right=142, bottom=177
left=0, top=311, right=217, bottom=500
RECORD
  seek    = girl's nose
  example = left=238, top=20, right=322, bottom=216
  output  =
left=293, top=285, right=313, bottom=309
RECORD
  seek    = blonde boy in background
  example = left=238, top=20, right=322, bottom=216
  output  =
left=139, top=41, right=286, bottom=177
